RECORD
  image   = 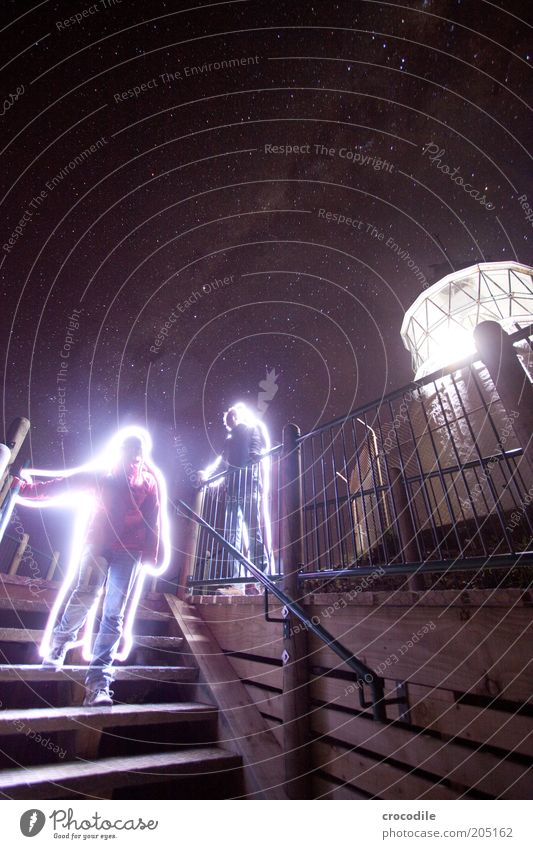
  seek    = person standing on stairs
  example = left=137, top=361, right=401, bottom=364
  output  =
left=206, top=403, right=270, bottom=596
left=13, top=431, right=162, bottom=707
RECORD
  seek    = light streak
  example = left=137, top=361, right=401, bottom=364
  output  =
left=0, top=480, right=21, bottom=543
left=200, top=453, right=223, bottom=486
left=15, top=426, right=170, bottom=663
left=0, top=443, right=11, bottom=480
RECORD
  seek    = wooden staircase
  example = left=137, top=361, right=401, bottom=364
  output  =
left=0, top=581, right=243, bottom=799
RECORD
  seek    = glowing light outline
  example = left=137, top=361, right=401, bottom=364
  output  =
left=0, top=443, right=11, bottom=480
left=15, top=426, right=171, bottom=663
left=0, top=443, right=20, bottom=542
left=201, top=454, right=224, bottom=487
left=204, top=402, right=274, bottom=576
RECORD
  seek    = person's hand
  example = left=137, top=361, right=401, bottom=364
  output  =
left=17, top=470, right=34, bottom=484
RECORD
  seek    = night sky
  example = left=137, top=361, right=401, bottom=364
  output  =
left=1, top=0, right=532, bottom=528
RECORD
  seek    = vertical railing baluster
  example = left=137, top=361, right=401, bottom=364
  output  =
left=351, top=417, right=374, bottom=566
left=340, top=420, right=358, bottom=566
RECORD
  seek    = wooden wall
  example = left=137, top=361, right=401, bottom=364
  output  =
left=196, top=587, right=533, bottom=800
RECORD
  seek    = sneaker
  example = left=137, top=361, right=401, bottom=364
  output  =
left=83, top=687, right=113, bottom=707
left=42, top=644, right=69, bottom=669
left=216, top=585, right=245, bottom=596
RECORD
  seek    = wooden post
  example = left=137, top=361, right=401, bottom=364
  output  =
left=280, top=423, right=311, bottom=799
left=0, top=417, right=30, bottom=507
left=8, top=533, right=29, bottom=575
left=474, top=321, right=533, bottom=476
left=176, top=485, right=205, bottom=600
left=46, top=550, right=60, bottom=582
left=390, top=468, right=425, bottom=591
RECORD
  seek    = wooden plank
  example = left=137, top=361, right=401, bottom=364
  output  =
left=0, top=596, right=172, bottom=622
left=195, top=594, right=533, bottom=701
left=305, top=607, right=533, bottom=702
left=246, top=676, right=404, bottom=719
left=0, top=627, right=44, bottom=643
left=313, top=774, right=369, bottom=799
left=223, top=655, right=283, bottom=690
left=313, top=740, right=456, bottom=800
left=0, top=664, right=198, bottom=683
left=135, top=635, right=184, bottom=650
left=308, top=588, right=533, bottom=609
left=407, top=682, right=533, bottom=758
left=8, top=534, right=29, bottom=576
left=45, top=551, right=60, bottom=581
left=244, top=682, right=284, bottom=719
left=0, top=702, right=217, bottom=735
left=72, top=725, right=102, bottom=760
left=0, top=628, right=183, bottom=651
left=0, top=572, right=177, bottom=611
left=165, top=594, right=288, bottom=800
left=207, top=656, right=402, bottom=721
left=0, top=572, right=60, bottom=590
left=311, top=671, right=403, bottom=720
left=244, top=681, right=504, bottom=796
left=0, top=747, right=242, bottom=799
left=312, top=707, right=532, bottom=799
left=263, top=716, right=284, bottom=747
left=196, top=602, right=284, bottom=661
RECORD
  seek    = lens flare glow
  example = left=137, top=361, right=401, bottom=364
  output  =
left=15, top=426, right=170, bottom=663
left=434, top=325, right=477, bottom=365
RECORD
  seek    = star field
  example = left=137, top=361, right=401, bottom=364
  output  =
left=0, top=0, right=531, bottom=502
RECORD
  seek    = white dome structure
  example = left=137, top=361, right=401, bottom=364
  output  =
left=401, top=262, right=533, bottom=379
left=348, top=262, right=533, bottom=562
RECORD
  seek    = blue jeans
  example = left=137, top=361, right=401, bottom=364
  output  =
left=51, top=545, right=141, bottom=688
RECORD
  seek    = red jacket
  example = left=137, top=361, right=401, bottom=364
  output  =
left=18, top=465, right=160, bottom=564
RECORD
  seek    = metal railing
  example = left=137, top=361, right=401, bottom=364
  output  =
left=297, top=361, right=533, bottom=580
left=178, top=497, right=389, bottom=721
left=188, top=327, right=533, bottom=589
left=191, top=448, right=283, bottom=590
left=0, top=531, right=58, bottom=579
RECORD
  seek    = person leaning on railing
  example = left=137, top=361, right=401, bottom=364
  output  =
left=218, top=405, right=269, bottom=595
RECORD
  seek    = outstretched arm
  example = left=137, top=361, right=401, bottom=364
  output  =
left=15, top=471, right=97, bottom=503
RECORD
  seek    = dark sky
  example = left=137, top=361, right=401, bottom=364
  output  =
left=1, top=0, right=532, bottom=491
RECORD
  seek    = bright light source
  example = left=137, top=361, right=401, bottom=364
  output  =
left=434, top=326, right=476, bottom=364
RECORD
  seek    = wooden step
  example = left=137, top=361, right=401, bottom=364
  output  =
left=0, top=664, right=198, bottom=683
left=0, top=597, right=172, bottom=622
left=0, top=627, right=183, bottom=650
left=0, top=572, right=175, bottom=605
left=0, top=747, right=242, bottom=799
left=0, top=702, right=217, bottom=735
